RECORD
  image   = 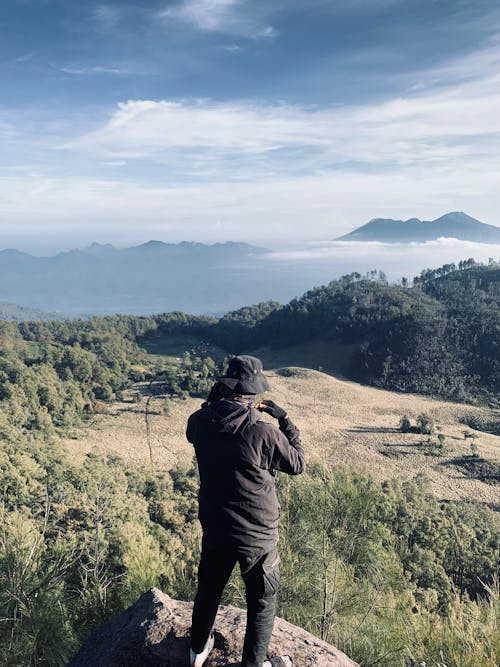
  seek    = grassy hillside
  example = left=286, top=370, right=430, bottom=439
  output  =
left=64, top=367, right=500, bottom=506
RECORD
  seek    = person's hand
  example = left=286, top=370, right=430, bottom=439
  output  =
left=255, top=399, right=287, bottom=420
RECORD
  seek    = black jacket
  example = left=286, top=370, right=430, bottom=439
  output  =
left=187, top=399, right=305, bottom=559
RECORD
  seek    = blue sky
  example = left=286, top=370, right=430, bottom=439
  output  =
left=1, top=0, right=500, bottom=251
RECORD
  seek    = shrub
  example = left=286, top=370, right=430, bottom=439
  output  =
left=276, top=367, right=301, bottom=377
left=416, top=413, right=435, bottom=435
left=399, top=415, right=412, bottom=433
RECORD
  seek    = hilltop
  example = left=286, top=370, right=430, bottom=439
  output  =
left=210, top=261, right=500, bottom=404
left=337, top=212, right=500, bottom=243
left=69, top=588, right=358, bottom=667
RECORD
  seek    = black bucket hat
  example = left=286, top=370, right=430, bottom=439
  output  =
left=219, top=355, right=270, bottom=394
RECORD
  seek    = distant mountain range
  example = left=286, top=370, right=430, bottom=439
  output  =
left=336, top=212, right=500, bottom=243
left=0, top=241, right=273, bottom=317
left=1, top=221, right=499, bottom=317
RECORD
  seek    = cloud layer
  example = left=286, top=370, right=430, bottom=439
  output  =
left=265, top=238, right=500, bottom=283
left=64, top=55, right=500, bottom=179
left=1, top=27, right=500, bottom=248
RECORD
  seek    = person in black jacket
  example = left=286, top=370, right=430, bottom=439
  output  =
left=187, top=355, right=305, bottom=667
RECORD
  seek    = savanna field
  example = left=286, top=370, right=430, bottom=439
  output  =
left=1, top=263, right=499, bottom=666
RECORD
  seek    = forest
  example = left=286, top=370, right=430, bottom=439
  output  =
left=0, top=260, right=499, bottom=666
left=211, top=259, right=500, bottom=403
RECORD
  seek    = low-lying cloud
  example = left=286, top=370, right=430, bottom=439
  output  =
left=265, top=238, right=500, bottom=282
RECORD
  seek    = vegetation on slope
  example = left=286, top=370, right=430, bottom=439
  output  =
left=0, top=259, right=499, bottom=666
left=210, top=260, right=500, bottom=404
left=1, top=433, right=498, bottom=666
left=1, top=260, right=498, bottom=406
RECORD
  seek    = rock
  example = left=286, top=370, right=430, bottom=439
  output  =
left=68, top=588, right=359, bottom=666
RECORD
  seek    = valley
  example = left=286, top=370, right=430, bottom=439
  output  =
left=1, top=261, right=499, bottom=667
left=65, top=364, right=500, bottom=506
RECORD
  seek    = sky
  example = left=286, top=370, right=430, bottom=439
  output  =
left=1, top=0, right=500, bottom=252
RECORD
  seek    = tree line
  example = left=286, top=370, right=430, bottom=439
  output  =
left=206, top=260, right=500, bottom=404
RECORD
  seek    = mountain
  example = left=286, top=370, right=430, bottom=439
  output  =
left=0, top=241, right=270, bottom=317
left=336, top=212, right=500, bottom=243
left=2, top=229, right=499, bottom=317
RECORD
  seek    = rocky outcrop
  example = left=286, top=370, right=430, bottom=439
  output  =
left=68, top=588, right=359, bottom=666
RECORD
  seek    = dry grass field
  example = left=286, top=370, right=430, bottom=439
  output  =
left=64, top=366, right=500, bottom=507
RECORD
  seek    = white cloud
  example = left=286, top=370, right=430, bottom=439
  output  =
left=2, top=42, right=500, bottom=244
left=102, top=160, right=127, bottom=167
left=222, top=43, right=243, bottom=52
left=12, top=52, right=35, bottom=64
left=162, top=0, right=240, bottom=31
left=63, top=61, right=500, bottom=178
left=60, top=65, right=131, bottom=75
left=253, top=25, right=277, bottom=38
left=264, top=238, right=500, bottom=283
left=0, top=168, right=498, bottom=245
left=267, top=238, right=500, bottom=262
left=160, top=0, right=277, bottom=38
left=405, top=41, right=500, bottom=93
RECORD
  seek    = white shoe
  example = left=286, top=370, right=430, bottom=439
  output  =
left=263, top=658, right=293, bottom=667
left=190, top=633, right=215, bottom=667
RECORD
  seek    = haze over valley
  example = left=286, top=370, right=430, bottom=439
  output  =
left=1, top=211, right=499, bottom=316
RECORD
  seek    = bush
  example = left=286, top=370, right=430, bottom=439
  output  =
left=276, top=367, right=302, bottom=377
left=399, top=415, right=412, bottom=432
left=416, top=413, right=435, bottom=435
left=0, top=511, right=77, bottom=666
left=399, top=414, right=436, bottom=435
left=276, top=465, right=500, bottom=665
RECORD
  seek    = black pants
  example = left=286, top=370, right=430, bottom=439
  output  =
left=191, top=544, right=280, bottom=667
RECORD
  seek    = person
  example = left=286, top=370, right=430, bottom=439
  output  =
left=187, top=355, right=305, bottom=667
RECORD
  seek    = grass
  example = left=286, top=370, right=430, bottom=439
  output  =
left=64, top=365, right=500, bottom=506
